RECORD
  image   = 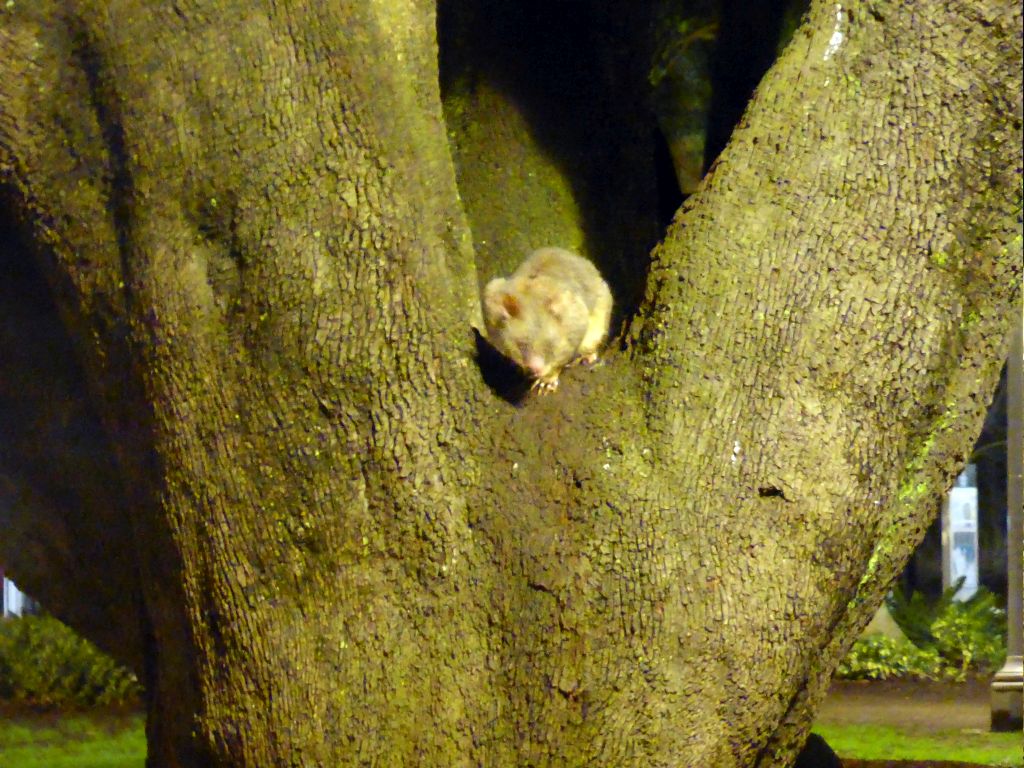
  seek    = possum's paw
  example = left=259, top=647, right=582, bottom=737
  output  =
left=531, top=376, right=560, bottom=394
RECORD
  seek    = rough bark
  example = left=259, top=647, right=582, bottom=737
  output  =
left=631, top=1, right=1022, bottom=761
left=0, top=1, right=1020, bottom=767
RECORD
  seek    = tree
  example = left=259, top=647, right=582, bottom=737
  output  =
left=1, top=0, right=1020, bottom=765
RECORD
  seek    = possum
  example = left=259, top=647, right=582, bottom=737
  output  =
left=482, top=247, right=612, bottom=393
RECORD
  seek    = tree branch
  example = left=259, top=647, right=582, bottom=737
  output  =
left=630, top=1, right=1021, bottom=762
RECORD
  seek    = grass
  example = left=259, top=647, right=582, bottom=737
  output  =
left=0, top=711, right=1019, bottom=766
left=0, top=712, right=145, bottom=768
left=814, top=722, right=1023, bottom=766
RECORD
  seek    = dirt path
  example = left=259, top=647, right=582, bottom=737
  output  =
left=817, top=678, right=995, bottom=734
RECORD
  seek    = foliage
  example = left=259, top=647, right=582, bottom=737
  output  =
left=889, top=581, right=1008, bottom=673
left=931, top=599, right=1008, bottom=674
left=835, top=634, right=955, bottom=681
left=838, top=582, right=1008, bottom=681
left=0, top=616, right=142, bottom=708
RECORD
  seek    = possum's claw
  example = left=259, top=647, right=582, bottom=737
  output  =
left=531, top=376, right=560, bottom=394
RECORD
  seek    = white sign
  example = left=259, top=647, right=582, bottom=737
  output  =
left=943, top=465, right=979, bottom=601
left=2, top=577, right=29, bottom=617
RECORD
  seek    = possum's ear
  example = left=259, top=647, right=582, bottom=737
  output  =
left=501, top=292, right=521, bottom=319
left=483, top=279, right=519, bottom=321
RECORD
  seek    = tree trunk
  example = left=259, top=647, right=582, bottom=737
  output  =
left=0, top=1, right=1020, bottom=766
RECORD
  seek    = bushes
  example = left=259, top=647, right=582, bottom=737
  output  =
left=892, top=582, right=1007, bottom=674
left=838, top=583, right=1007, bottom=681
left=0, top=614, right=142, bottom=708
left=836, top=634, right=956, bottom=681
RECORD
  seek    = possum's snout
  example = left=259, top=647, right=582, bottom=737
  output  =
left=525, top=355, right=549, bottom=378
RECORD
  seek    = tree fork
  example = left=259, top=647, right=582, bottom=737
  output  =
left=0, top=1, right=1020, bottom=766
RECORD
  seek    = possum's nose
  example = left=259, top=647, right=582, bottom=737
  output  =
left=525, top=355, right=548, bottom=378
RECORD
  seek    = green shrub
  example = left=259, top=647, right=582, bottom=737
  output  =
left=889, top=580, right=1007, bottom=674
left=838, top=581, right=1008, bottom=681
left=836, top=634, right=955, bottom=681
left=0, top=615, right=142, bottom=708
left=930, top=589, right=1007, bottom=673
left=885, top=583, right=945, bottom=648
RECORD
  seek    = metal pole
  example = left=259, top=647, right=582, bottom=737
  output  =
left=991, top=301, right=1023, bottom=731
